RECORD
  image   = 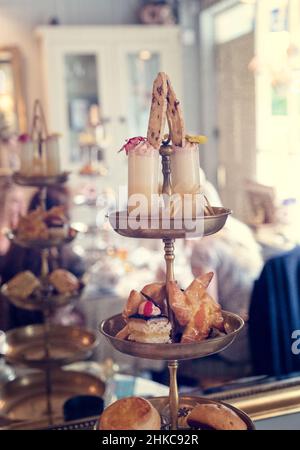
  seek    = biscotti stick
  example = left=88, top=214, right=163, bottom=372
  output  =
left=147, top=72, right=168, bottom=148
left=166, top=76, right=185, bottom=146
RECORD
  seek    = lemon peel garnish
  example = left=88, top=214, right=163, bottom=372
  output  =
left=185, top=134, right=208, bottom=144
left=162, top=134, right=208, bottom=144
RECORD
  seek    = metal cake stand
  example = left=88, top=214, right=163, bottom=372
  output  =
left=100, top=141, right=245, bottom=430
left=0, top=103, right=99, bottom=427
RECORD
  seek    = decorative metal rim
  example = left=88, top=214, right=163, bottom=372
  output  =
left=0, top=369, right=105, bottom=427
left=6, top=227, right=78, bottom=249
left=12, top=171, right=70, bottom=187
left=99, top=311, right=244, bottom=361
left=4, top=324, right=99, bottom=368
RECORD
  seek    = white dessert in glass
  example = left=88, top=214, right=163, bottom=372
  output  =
left=123, top=137, right=159, bottom=216
left=18, top=134, right=34, bottom=176
left=45, top=133, right=61, bottom=176
left=170, top=142, right=201, bottom=217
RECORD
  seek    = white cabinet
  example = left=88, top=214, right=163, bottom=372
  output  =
left=36, top=26, right=182, bottom=189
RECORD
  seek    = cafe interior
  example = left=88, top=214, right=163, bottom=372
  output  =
left=0, top=0, right=300, bottom=431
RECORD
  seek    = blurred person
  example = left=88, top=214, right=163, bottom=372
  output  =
left=190, top=170, right=263, bottom=366
left=0, top=181, right=27, bottom=330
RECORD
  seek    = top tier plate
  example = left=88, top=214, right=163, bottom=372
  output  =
left=12, top=172, right=70, bottom=187
left=109, top=207, right=231, bottom=239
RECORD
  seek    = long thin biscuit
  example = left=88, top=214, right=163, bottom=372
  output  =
left=147, top=72, right=168, bottom=148
left=166, top=76, right=185, bottom=146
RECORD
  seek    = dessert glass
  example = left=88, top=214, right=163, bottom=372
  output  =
left=128, top=142, right=159, bottom=216
left=170, top=143, right=201, bottom=218
left=19, top=135, right=34, bottom=176
left=45, top=134, right=61, bottom=176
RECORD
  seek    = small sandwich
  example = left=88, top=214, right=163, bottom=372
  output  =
left=99, top=397, right=161, bottom=430
left=187, top=403, right=247, bottom=430
left=6, top=271, right=41, bottom=300
left=48, top=269, right=80, bottom=295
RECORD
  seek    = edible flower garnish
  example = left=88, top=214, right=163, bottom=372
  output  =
left=162, top=134, right=208, bottom=145
left=185, top=134, right=208, bottom=144
left=119, top=136, right=147, bottom=154
left=18, top=133, right=31, bottom=143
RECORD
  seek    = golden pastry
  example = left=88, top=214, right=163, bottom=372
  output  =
left=99, top=397, right=161, bottom=430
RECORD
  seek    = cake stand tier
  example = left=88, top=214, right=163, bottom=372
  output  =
left=3, top=324, right=98, bottom=369
left=1, top=283, right=85, bottom=312
left=100, top=311, right=244, bottom=361
left=108, top=207, right=231, bottom=239
left=148, top=395, right=255, bottom=430
left=6, top=227, right=78, bottom=249
left=0, top=370, right=105, bottom=426
left=12, top=171, right=70, bottom=187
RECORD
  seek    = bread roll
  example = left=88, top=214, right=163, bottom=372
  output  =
left=6, top=271, right=41, bottom=300
left=187, top=403, right=247, bottom=430
left=48, top=269, right=79, bottom=294
left=99, top=397, right=161, bottom=430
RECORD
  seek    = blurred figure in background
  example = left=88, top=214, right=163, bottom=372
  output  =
left=190, top=169, right=263, bottom=367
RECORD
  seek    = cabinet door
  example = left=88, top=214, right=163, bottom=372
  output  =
left=39, top=27, right=182, bottom=191
left=41, top=43, right=113, bottom=171
left=108, top=37, right=182, bottom=189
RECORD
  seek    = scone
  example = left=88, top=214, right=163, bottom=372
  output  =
left=187, top=403, right=247, bottom=430
left=99, top=397, right=161, bottom=430
left=6, top=271, right=41, bottom=300
left=48, top=269, right=80, bottom=295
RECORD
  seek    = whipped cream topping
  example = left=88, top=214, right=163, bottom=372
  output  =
left=120, top=137, right=156, bottom=156
left=138, top=301, right=161, bottom=317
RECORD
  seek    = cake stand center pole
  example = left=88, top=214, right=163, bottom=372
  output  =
left=168, top=360, right=179, bottom=430
left=163, top=237, right=175, bottom=282
left=43, top=307, right=54, bottom=425
left=160, top=141, right=179, bottom=430
left=39, top=186, right=47, bottom=211
left=162, top=238, right=179, bottom=429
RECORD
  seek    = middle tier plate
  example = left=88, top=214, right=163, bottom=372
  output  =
left=6, top=227, right=78, bottom=249
left=4, top=324, right=98, bottom=368
left=1, top=282, right=85, bottom=312
left=100, top=311, right=244, bottom=361
left=109, top=207, right=231, bottom=239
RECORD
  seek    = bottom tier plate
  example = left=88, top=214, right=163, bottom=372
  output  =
left=100, top=311, right=244, bottom=360
left=0, top=370, right=105, bottom=426
left=4, top=324, right=98, bottom=368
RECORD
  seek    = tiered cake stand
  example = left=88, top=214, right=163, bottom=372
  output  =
left=100, top=142, right=250, bottom=430
left=1, top=148, right=101, bottom=425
